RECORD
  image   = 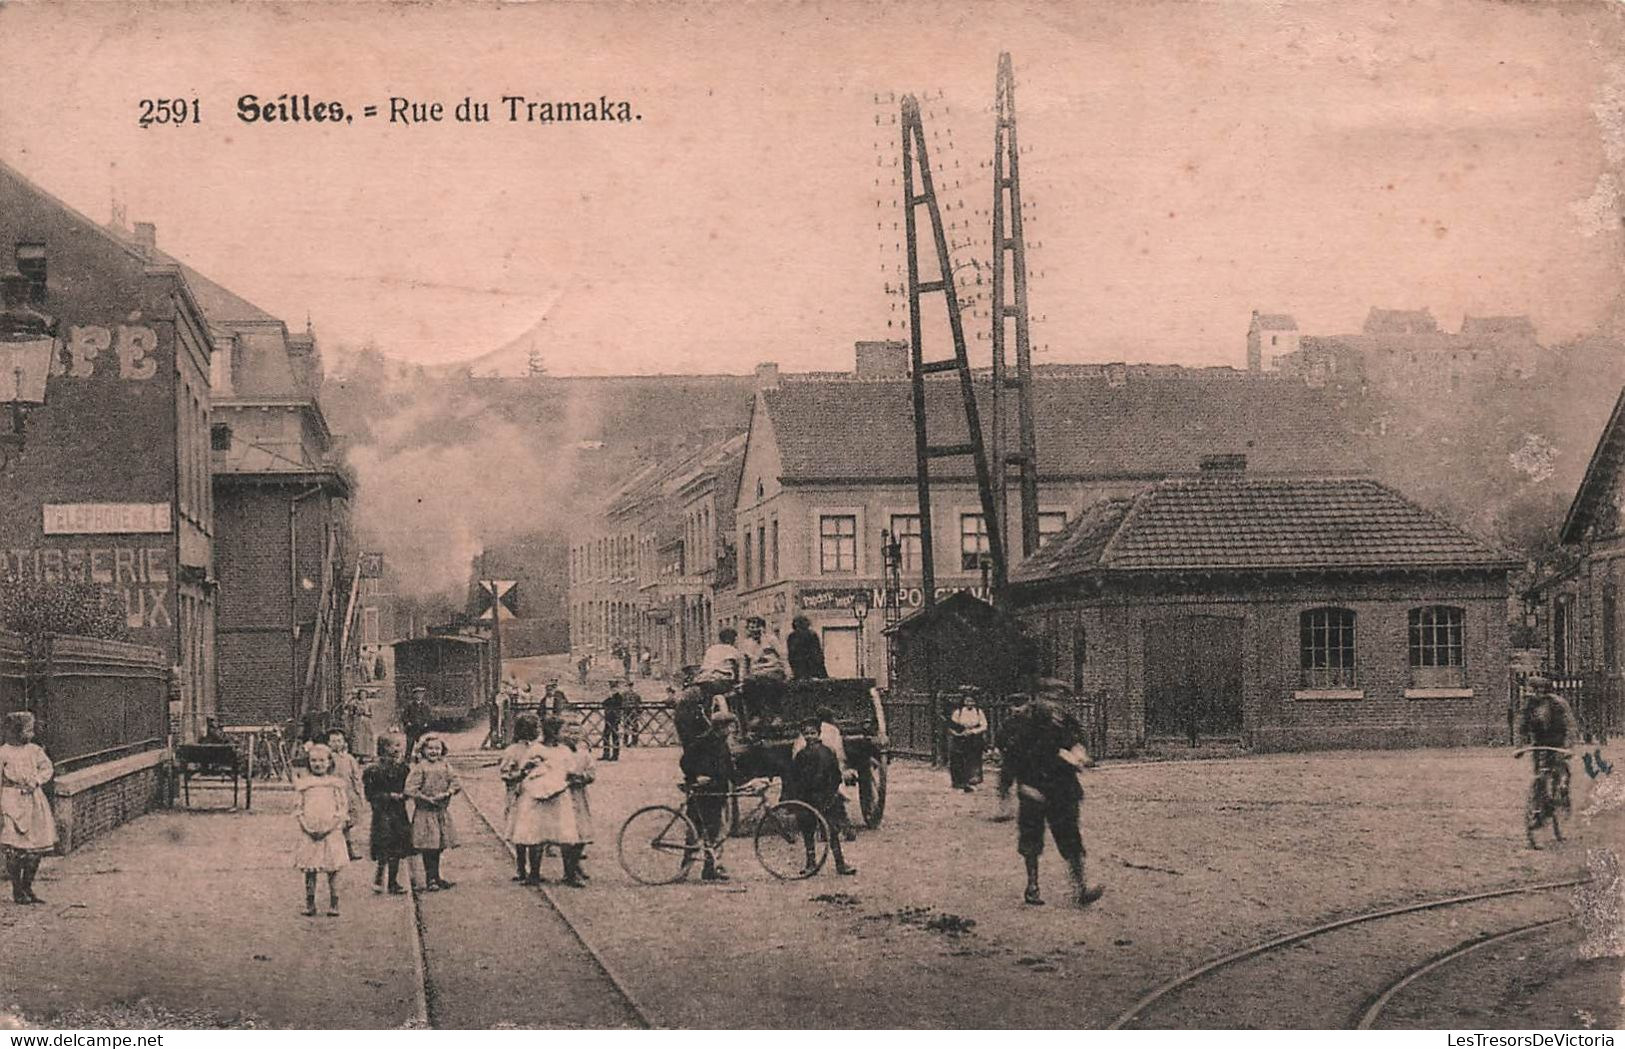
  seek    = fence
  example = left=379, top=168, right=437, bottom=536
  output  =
left=0, top=632, right=168, bottom=774
left=505, top=701, right=680, bottom=751
left=1510, top=669, right=1619, bottom=742
left=883, top=689, right=1110, bottom=763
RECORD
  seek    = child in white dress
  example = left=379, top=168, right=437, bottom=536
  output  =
left=293, top=743, right=351, bottom=916
left=1, top=712, right=56, bottom=906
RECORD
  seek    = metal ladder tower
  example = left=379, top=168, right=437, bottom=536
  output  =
left=990, top=52, right=1042, bottom=564
left=902, top=94, right=1005, bottom=610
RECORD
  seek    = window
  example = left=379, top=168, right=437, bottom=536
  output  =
left=757, top=525, right=767, bottom=584
left=819, top=515, right=857, bottom=573
left=1300, top=607, right=1357, bottom=689
left=1038, top=511, right=1067, bottom=544
left=770, top=517, right=780, bottom=580
left=361, top=607, right=380, bottom=646
left=1408, top=605, right=1465, bottom=687
left=960, top=513, right=989, bottom=571
left=1409, top=606, right=1465, bottom=687
left=890, top=514, right=922, bottom=572
left=741, top=527, right=753, bottom=588
left=1606, top=590, right=1618, bottom=670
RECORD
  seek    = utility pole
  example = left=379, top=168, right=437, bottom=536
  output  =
left=991, top=52, right=1042, bottom=569
left=480, top=549, right=503, bottom=693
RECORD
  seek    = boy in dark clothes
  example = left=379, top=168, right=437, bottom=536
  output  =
left=787, top=718, right=858, bottom=877
left=999, top=697, right=1104, bottom=907
left=362, top=734, right=413, bottom=894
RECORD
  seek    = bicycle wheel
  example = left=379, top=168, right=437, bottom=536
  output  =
left=618, top=805, right=701, bottom=885
left=754, top=800, right=829, bottom=881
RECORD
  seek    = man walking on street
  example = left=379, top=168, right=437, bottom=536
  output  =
left=998, top=695, right=1104, bottom=907
left=600, top=684, right=624, bottom=761
left=403, top=687, right=432, bottom=760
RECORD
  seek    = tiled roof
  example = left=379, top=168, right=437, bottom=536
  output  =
left=175, top=262, right=281, bottom=326
left=1561, top=385, right=1625, bottom=545
left=1009, top=477, right=1517, bottom=583
left=761, top=374, right=1365, bottom=483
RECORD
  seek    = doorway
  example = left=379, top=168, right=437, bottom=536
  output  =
left=822, top=626, right=860, bottom=679
left=1143, top=615, right=1244, bottom=743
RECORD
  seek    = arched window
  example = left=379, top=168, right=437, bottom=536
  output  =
left=1300, top=608, right=1357, bottom=689
left=1409, top=606, right=1465, bottom=687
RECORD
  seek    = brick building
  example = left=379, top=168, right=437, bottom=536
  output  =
left=569, top=432, right=745, bottom=677
left=1529, top=384, right=1625, bottom=736
left=0, top=162, right=216, bottom=733
left=0, top=162, right=215, bottom=842
left=198, top=260, right=355, bottom=729
left=1006, top=471, right=1517, bottom=753
left=1256, top=306, right=1543, bottom=389
left=732, top=350, right=1365, bottom=685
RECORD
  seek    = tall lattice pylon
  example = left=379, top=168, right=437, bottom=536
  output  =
left=902, top=94, right=1005, bottom=608
left=991, top=52, right=1042, bottom=564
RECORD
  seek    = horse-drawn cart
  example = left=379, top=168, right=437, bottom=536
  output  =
left=729, top=677, right=890, bottom=828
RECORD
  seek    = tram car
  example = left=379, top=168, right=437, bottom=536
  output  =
left=392, top=632, right=497, bottom=725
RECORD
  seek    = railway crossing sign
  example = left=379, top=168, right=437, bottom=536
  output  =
left=477, top=579, right=519, bottom=621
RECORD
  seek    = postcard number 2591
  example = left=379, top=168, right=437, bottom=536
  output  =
left=137, top=98, right=201, bottom=129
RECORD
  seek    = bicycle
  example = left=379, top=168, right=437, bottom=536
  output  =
left=1514, top=745, right=1572, bottom=849
left=617, top=778, right=832, bottom=884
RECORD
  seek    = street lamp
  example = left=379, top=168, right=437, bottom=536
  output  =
left=852, top=588, right=871, bottom=678
left=0, top=273, right=56, bottom=470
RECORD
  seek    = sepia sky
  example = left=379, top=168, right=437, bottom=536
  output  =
left=1, top=0, right=1623, bottom=375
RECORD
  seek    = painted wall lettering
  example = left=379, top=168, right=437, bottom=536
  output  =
left=2, top=545, right=173, bottom=630
left=50, top=324, right=158, bottom=381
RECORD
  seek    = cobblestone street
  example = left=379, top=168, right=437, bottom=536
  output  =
left=8, top=734, right=1612, bottom=1029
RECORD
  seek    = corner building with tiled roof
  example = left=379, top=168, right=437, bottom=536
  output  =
left=732, top=346, right=1371, bottom=687
left=1005, top=470, right=1518, bottom=753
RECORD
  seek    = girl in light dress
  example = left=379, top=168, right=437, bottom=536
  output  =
left=1, top=712, right=56, bottom=906
left=498, top=713, right=545, bottom=883
left=509, top=717, right=595, bottom=886
left=293, top=743, right=351, bottom=916
left=406, top=734, right=461, bottom=891
left=325, top=728, right=366, bottom=861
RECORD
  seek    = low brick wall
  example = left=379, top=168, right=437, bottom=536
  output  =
left=50, top=748, right=169, bottom=853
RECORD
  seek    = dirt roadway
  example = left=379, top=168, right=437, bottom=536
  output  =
left=450, top=740, right=1619, bottom=1028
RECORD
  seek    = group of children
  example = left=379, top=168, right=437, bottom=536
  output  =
left=497, top=713, right=597, bottom=887
left=292, top=727, right=463, bottom=917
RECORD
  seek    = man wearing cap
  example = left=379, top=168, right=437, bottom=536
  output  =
left=403, top=687, right=432, bottom=759
left=680, top=710, right=736, bottom=882
left=998, top=691, right=1104, bottom=907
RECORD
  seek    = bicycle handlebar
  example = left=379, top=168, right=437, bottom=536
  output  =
left=1512, top=746, right=1574, bottom=758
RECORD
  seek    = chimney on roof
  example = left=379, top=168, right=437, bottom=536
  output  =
left=133, top=222, right=156, bottom=258
left=14, top=243, right=46, bottom=305
left=755, top=361, right=780, bottom=390
left=1200, top=454, right=1247, bottom=476
left=854, top=339, right=909, bottom=379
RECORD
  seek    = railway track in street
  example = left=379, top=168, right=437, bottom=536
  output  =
left=400, top=754, right=653, bottom=1029
left=1108, top=876, right=1587, bottom=1029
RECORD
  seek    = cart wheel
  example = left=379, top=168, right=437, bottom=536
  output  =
left=617, top=805, right=702, bottom=885
left=858, top=754, right=888, bottom=828
left=755, top=800, right=829, bottom=881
